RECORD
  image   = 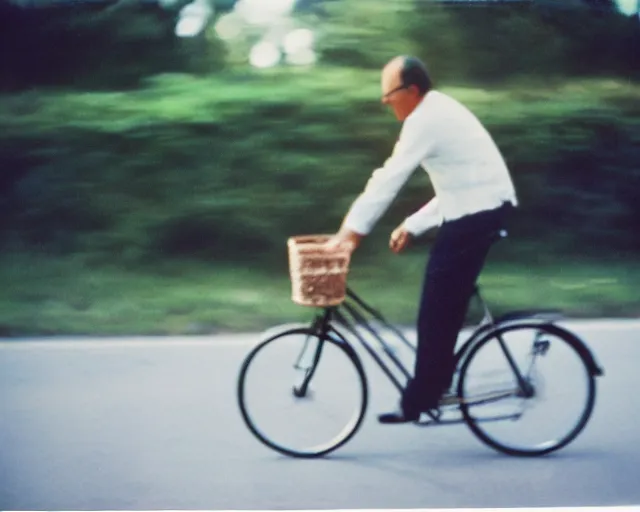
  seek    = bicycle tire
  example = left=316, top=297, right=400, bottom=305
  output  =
left=457, top=322, right=597, bottom=457
left=237, top=327, right=369, bottom=458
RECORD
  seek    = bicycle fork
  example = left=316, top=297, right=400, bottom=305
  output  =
left=292, top=310, right=332, bottom=398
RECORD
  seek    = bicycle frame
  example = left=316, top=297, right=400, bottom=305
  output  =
left=303, top=284, right=501, bottom=396
left=238, top=227, right=605, bottom=455
left=296, top=282, right=604, bottom=406
left=284, top=261, right=603, bottom=431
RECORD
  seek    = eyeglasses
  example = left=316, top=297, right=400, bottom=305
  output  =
left=382, top=83, right=408, bottom=100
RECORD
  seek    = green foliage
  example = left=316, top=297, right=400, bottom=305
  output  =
left=0, top=0, right=639, bottom=336
left=311, top=0, right=639, bottom=83
left=3, top=0, right=637, bottom=91
left=312, top=0, right=418, bottom=68
left=0, top=250, right=638, bottom=336
left=0, top=71, right=638, bottom=269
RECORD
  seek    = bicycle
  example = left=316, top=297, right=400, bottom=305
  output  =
left=236, top=230, right=604, bottom=459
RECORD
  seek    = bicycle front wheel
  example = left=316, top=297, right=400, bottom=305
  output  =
left=457, top=322, right=597, bottom=457
left=237, top=327, right=368, bottom=458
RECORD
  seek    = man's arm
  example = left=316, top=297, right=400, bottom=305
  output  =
left=332, top=118, right=433, bottom=246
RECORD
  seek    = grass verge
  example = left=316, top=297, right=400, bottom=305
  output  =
left=0, top=250, right=638, bottom=338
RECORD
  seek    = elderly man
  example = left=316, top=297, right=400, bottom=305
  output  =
left=328, top=55, right=518, bottom=423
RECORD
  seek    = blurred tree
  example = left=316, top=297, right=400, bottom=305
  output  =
left=311, top=0, right=419, bottom=68
left=0, top=0, right=638, bottom=265
left=0, top=0, right=226, bottom=91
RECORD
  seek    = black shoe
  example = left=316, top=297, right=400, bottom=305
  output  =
left=377, top=391, right=450, bottom=424
left=377, top=408, right=420, bottom=424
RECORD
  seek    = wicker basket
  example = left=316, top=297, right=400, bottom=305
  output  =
left=287, top=234, right=352, bottom=307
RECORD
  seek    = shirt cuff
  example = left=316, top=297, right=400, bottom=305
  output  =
left=402, top=197, right=443, bottom=236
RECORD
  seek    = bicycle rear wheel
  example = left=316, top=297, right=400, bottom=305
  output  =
left=457, top=322, right=597, bottom=456
left=237, top=327, right=368, bottom=458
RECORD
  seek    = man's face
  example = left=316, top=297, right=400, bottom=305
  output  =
left=380, top=64, right=421, bottom=122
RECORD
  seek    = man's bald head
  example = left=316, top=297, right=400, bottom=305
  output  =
left=390, top=56, right=432, bottom=95
left=381, top=55, right=433, bottom=121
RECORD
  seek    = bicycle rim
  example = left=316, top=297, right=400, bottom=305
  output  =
left=458, top=323, right=596, bottom=456
left=237, top=327, right=368, bottom=458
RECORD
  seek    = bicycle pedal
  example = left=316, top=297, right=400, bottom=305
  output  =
left=419, top=409, right=442, bottom=423
left=415, top=409, right=466, bottom=427
left=414, top=412, right=439, bottom=426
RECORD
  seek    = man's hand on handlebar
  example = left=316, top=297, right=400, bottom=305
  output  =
left=325, top=227, right=363, bottom=252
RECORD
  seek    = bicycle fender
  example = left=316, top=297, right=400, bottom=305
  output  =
left=259, top=322, right=311, bottom=339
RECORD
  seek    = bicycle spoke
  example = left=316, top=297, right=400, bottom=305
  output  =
left=293, top=333, right=314, bottom=371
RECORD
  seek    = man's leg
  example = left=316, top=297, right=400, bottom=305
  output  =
left=379, top=203, right=511, bottom=422
left=409, top=223, right=494, bottom=409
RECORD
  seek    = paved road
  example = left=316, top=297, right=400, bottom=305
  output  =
left=1, top=319, right=639, bottom=510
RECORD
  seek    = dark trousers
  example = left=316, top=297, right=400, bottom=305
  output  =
left=402, top=202, right=513, bottom=414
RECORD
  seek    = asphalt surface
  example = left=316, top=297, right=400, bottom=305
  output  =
left=1, top=319, right=639, bottom=510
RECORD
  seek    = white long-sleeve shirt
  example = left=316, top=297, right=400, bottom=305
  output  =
left=342, top=90, right=518, bottom=236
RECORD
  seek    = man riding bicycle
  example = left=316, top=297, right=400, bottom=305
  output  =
left=327, top=55, right=518, bottom=423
